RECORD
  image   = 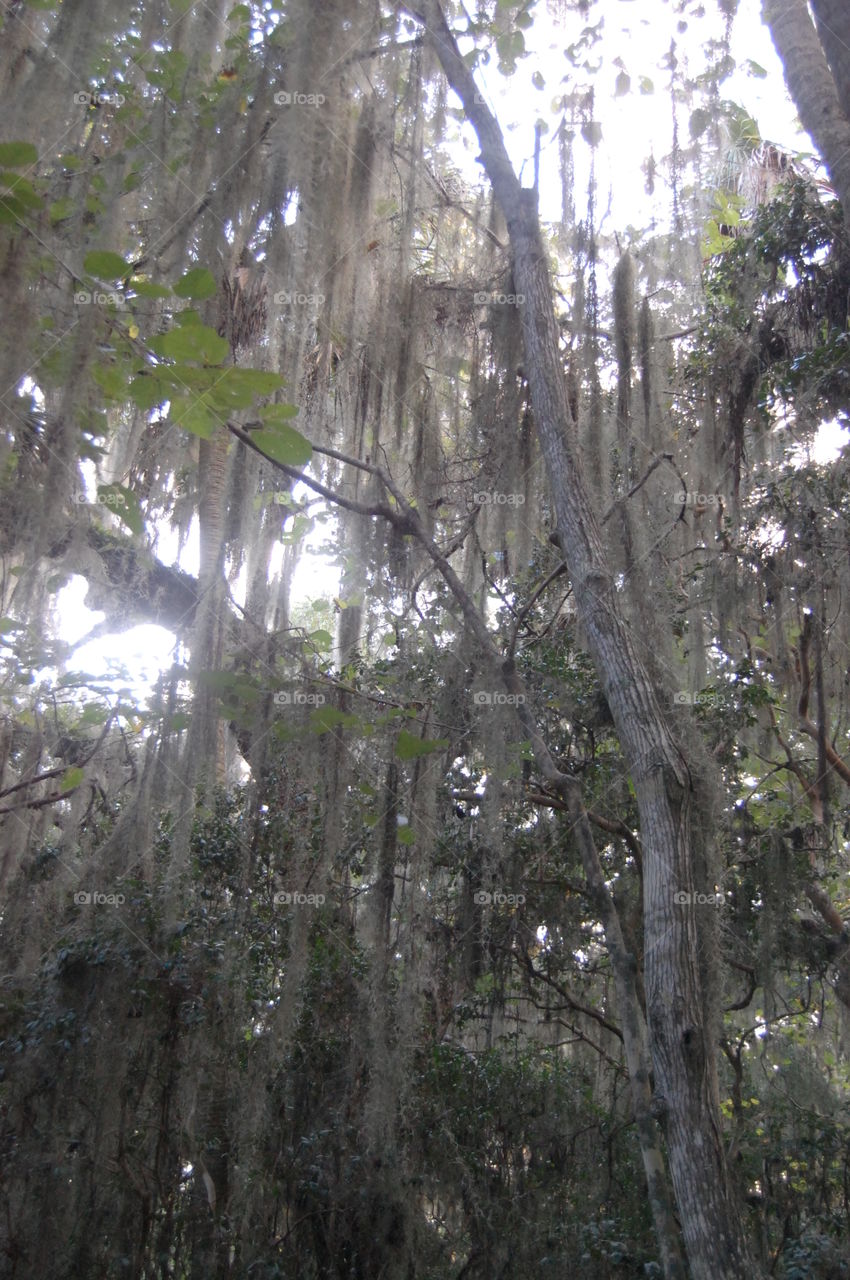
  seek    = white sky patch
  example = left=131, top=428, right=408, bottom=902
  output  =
left=792, top=417, right=850, bottom=466
left=446, top=0, right=806, bottom=235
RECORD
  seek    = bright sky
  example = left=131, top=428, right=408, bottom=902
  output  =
left=53, top=0, right=841, bottom=707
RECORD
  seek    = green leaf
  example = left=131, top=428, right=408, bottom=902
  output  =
left=149, top=324, right=229, bottom=365
left=96, top=484, right=143, bottom=536
left=128, top=375, right=167, bottom=409
left=251, top=423, right=312, bottom=466
left=49, top=197, right=75, bottom=223
left=61, top=767, right=85, bottom=791
left=614, top=71, right=630, bottom=96
left=84, top=250, right=129, bottom=280
left=0, top=617, right=25, bottom=634
left=395, top=729, right=449, bottom=760
left=0, top=196, right=31, bottom=224
left=309, top=706, right=359, bottom=734
left=397, top=825, right=415, bottom=845
left=0, top=174, right=42, bottom=208
left=206, top=367, right=285, bottom=412
left=0, top=141, right=38, bottom=168
left=173, top=267, right=217, bottom=299
left=129, top=279, right=172, bottom=299
left=168, top=396, right=218, bottom=438
left=92, top=363, right=128, bottom=399
left=639, top=76, right=654, bottom=94
left=308, top=629, right=333, bottom=651
left=259, top=401, right=298, bottom=422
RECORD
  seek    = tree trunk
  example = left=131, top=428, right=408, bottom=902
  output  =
left=810, top=0, right=850, bottom=125
left=415, top=3, right=762, bottom=1275
left=763, top=0, right=850, bottom=231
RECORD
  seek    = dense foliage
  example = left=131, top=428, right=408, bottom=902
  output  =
left=1, top=0, right=850, bottom=1276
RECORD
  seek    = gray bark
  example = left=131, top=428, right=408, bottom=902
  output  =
left=810, top=0, right=850, bottom=125
left=414, top=2, right=763, bottom=1276
left=763, top=0, right=850, bottom=231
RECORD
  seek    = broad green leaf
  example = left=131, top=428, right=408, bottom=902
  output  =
left=149, top=324, right=229, bottom=365
left=0, top=617, right=25, bottom=634
left=173, top=267, right=217, bottom=299
left=397, top=826, right=415, bottom=845
left=251, top=423, right=312, bottom=466
left=0, top=174, right=42, bottom=208
left=168, top=396, right=218, bottom=438
left=92, top=364, right=128, bottom=399
left=260, top=402, right=298, bottom=422
left=96, top=484, right=143, bottom=536
left=308, top=629, right=333, bottom=650
left=0, top=141, right=38, bottom=167
left=129, top=279, right=172, bottom=298
left=309, top=706, right=359, bottom=734
left=84, top=250, right=129, bottom=279
left=206, top=367, right=285, bottom=412
left=49, top=197, right=75, bottom=223
left=279, top=514, right=311, bottom=544
left=128, top=375, right=167, bottom=409
left=159, top=365, right=219, bottom=394
left=614, top=71, right=630, bottom=96
left=0, top=196, right=32, bottom=224
left=61, top=767, right=85, bottom=791
left=395, top=729, right=449, bottom=760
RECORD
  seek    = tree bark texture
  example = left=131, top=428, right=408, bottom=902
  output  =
left=810, top=0, right=850, bottom=125
left=764, top=0, right=850, bottom=232
left=415, top=3, right=764, bottom=1275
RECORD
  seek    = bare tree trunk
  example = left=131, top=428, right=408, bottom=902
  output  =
left=763, top=0, right=850, bottom=230
left=809, top=0, right=850, bottom=124
left=413, top=3, right=762, bottom=1275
